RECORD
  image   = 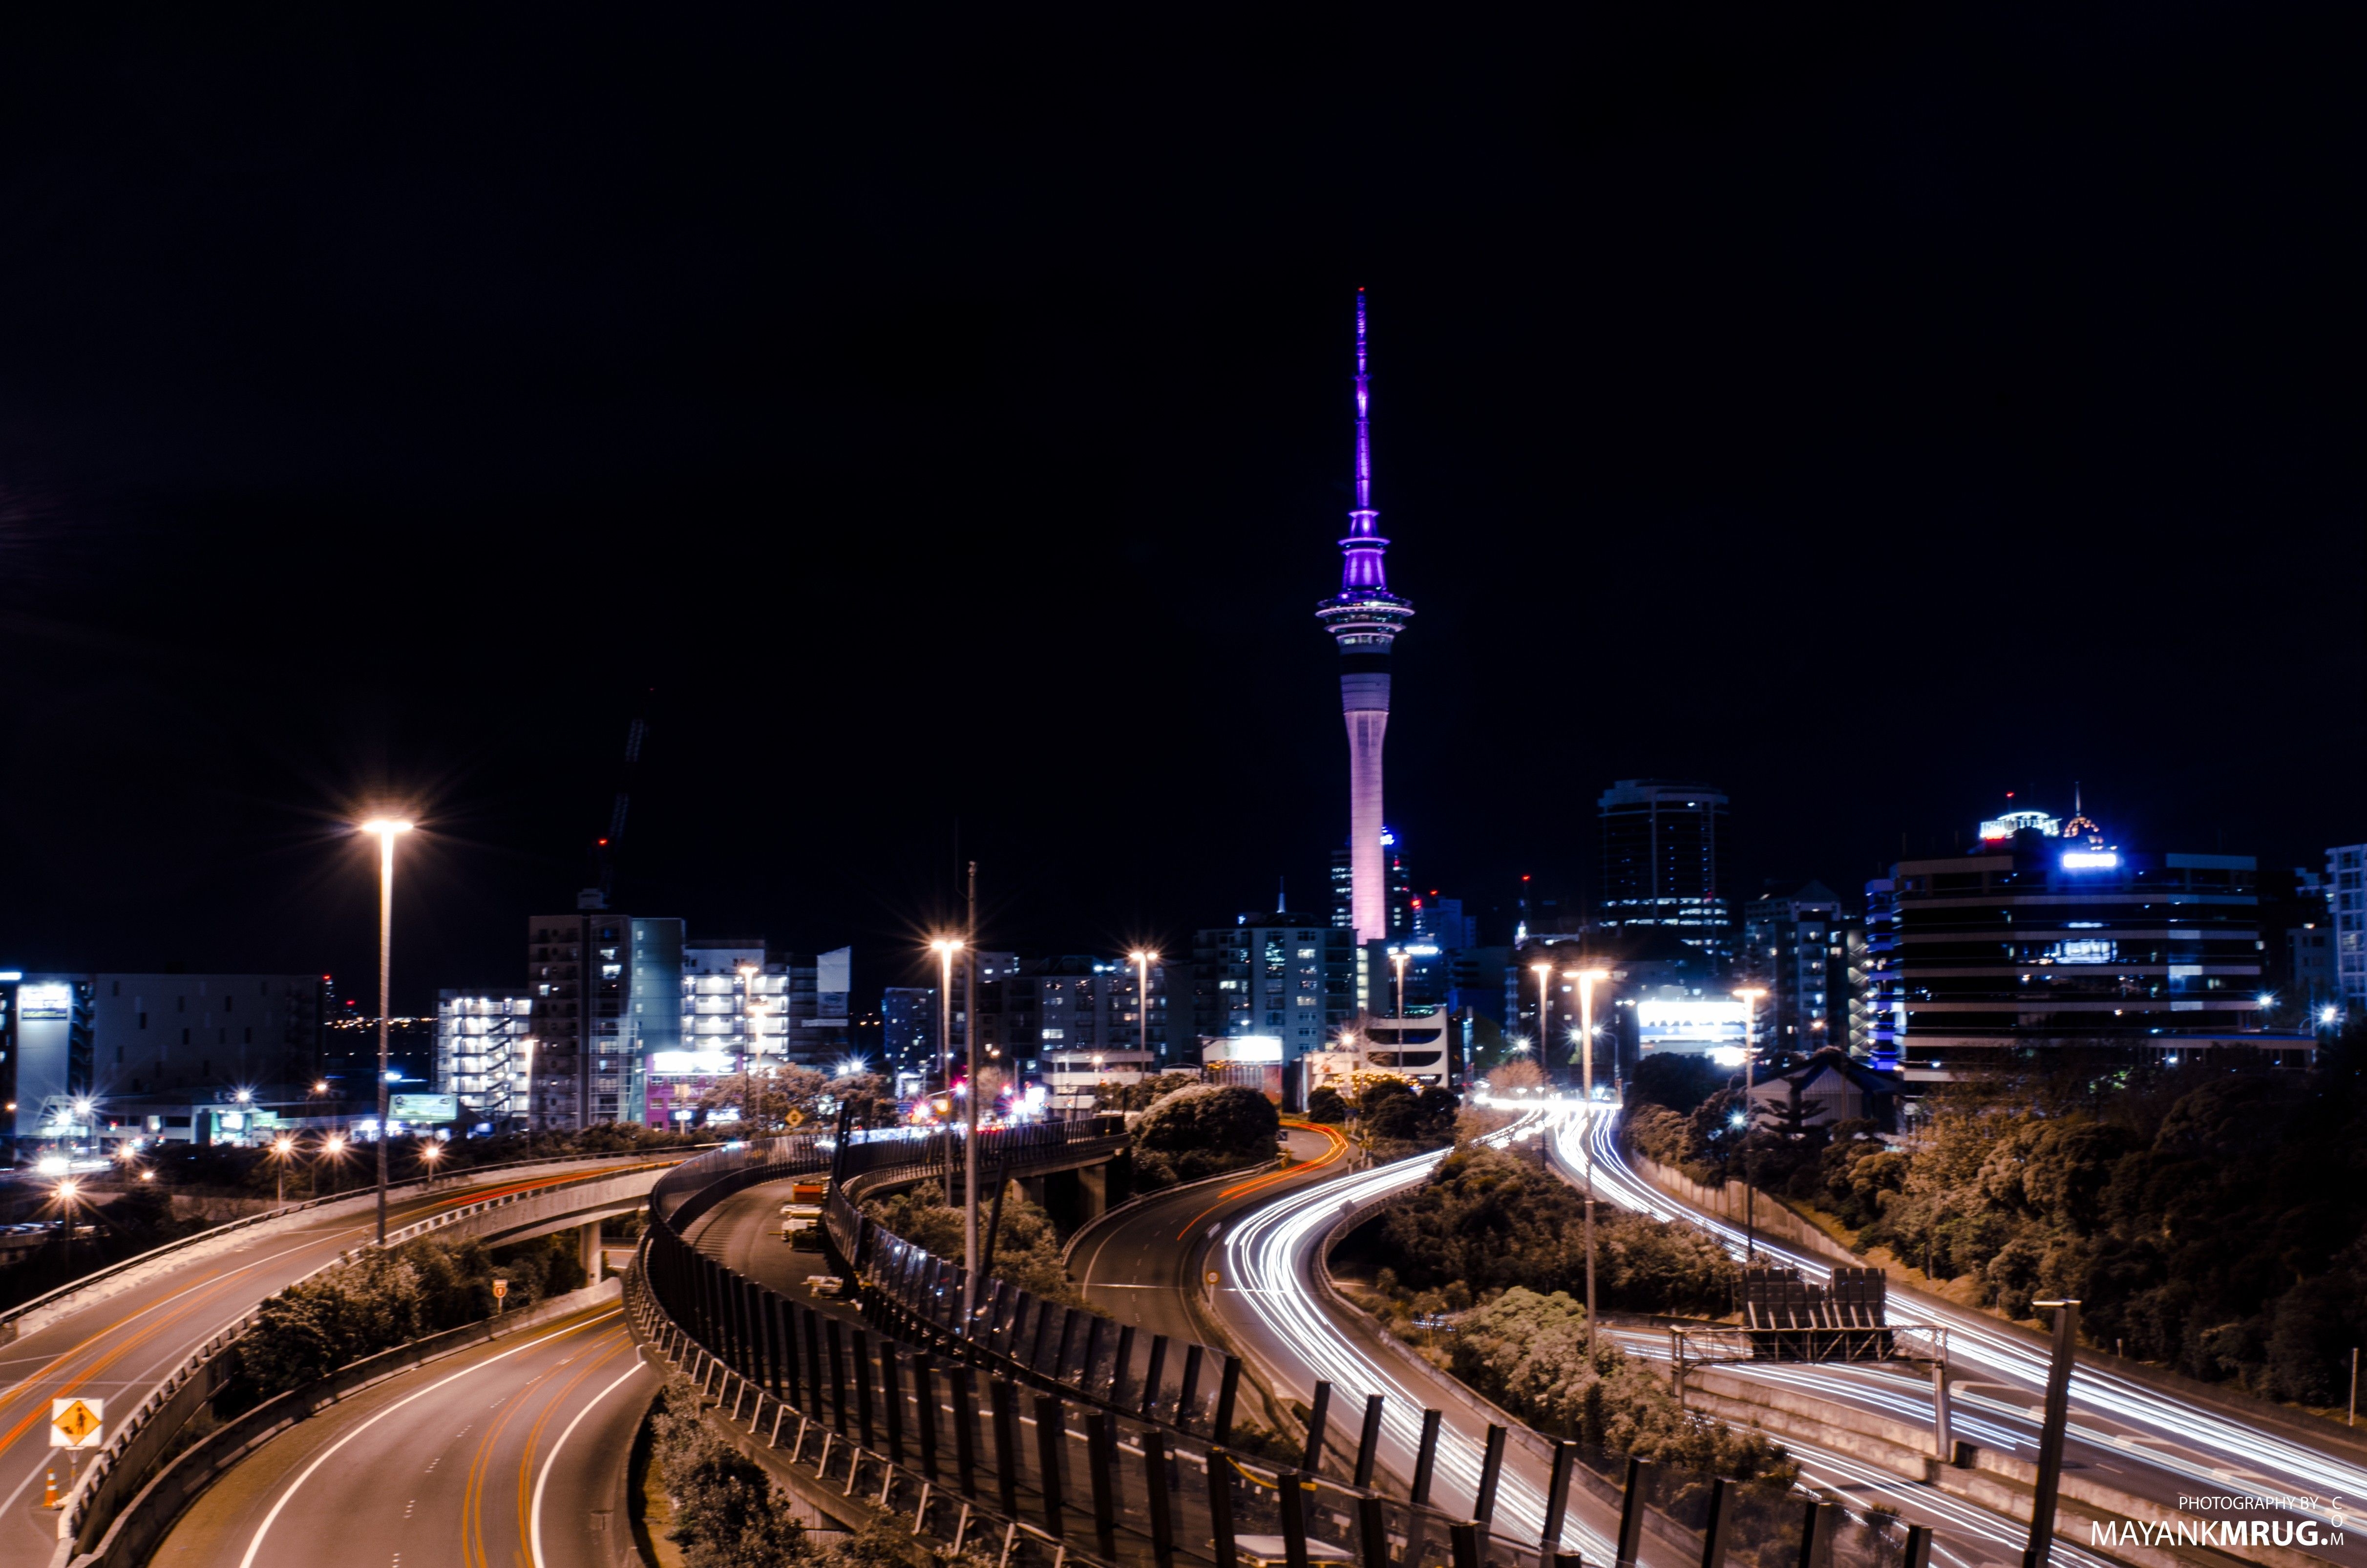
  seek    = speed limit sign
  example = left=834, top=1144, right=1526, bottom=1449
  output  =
left=1204, top=1270, right=1221, bottom=1288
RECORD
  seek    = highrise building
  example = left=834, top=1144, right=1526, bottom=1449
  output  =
left=1190, top=914, right=1355, bottom=1061
left=1866, top=808, right=2300, bottom=1063
left=1315, top=291, right=1414, bottom=946
left=2331, top=844, right=2366, bottom=1021
left=1597, top=780, right=1733, bottom=968
left=435, top=990, right=533, bottom=1130
left=1741, top=883, right=1857, bottom=1052
left=881, top=987, right=937, bottom=1073
left=525, top=910, right=683, bottom=1130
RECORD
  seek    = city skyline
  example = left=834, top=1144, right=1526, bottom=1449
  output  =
left=0, top=14, right=2353, bottom=1011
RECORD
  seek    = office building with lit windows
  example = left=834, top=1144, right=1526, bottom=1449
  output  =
left=435, top=990, right=532, bottom=1130
left=2330, top=844, right=2366, bottom=1021
left=1190, top=914, right=1355, bottom=1064
left=1597, top=780, right=1734, bottom=968
left=1864, top=811, right=2305, bottom=1064
left=1742, top=882, right=1861, bottom=1053
left=525, top=910, right=683, bottom=1130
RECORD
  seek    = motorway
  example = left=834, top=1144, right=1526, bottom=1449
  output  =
left=149, top=1298, right=651, bottom=1568
left=1553, top=1102, right=2367, bottom=1563
left=0, top=1156, right=675, bottom=1568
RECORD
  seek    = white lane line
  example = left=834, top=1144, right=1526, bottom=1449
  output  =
left=531, top=1351, right=649, bottom=1568
left=237, top=1310, right=621, bottom=1568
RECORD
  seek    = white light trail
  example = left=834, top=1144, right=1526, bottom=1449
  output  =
left=1547, top=1102, right=2367, bottom=1523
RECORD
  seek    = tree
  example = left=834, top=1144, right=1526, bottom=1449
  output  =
left=1490, top=1059, right=1548, bottom=1094
left=1132, top=1083, right=1279, bottom=1189
left=1304, top=1086, right=1348, bottom=1123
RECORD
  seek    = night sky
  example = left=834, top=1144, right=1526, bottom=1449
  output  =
left=0, top=11, right=2355, bottom=1008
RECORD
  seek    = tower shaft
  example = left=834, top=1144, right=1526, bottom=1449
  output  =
left=1315, top=290, right=1413, bottom=947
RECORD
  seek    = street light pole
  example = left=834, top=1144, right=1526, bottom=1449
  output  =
left=1568, top=968, right=1609, bottom=1351
left=1733, top=985, right=1766, bottom=1262
left=1130, top=950, right=1158, bottom=1064
left=1529, top=961, right=1552, bottom=1085
left=963, top=861, right=981, bottom=1332
left=930, top=938, right=961, bottom=1193
left=359, top=818, right=412, bottom=1246
left=1392, top=951, right=1409, bottom=1023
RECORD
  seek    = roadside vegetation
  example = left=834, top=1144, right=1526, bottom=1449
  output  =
left=1304, top=1078, right=1461, bottom=1162
left=645, top=1375, right=995, bottom=1568
left=861, top=1177, right=1084, bottom=1307
left=1620, top=1030, right=2367, bottom=1407
left=1338, top=1135, right=1786, bottom=1484
left=233, top=1230, right=587, bottom=1400
left=1129, top=1082, right=1280, bottom=1191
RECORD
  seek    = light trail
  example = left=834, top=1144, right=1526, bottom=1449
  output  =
left=1213, top=1111, right=2126, bottom=1568
left=1541, top=1100, right=2367, bottom=1526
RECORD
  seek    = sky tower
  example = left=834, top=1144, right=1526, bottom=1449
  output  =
left=1316, top=290, right=1413, bottom=945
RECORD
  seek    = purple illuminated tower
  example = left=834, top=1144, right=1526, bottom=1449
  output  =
left=1316, top=289, right=1413, bottom=945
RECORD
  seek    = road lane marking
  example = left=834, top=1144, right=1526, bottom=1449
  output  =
left=515, top=1335, right=632, bottom=1555
left=530, top=1353, right=650, bottom=1568
left=236, top=1309, right=619, bottom=1568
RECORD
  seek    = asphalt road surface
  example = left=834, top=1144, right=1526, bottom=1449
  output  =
left=149, top=1298, right=650, bottom=1568
left=0, top=1157, right=674, bottom=1568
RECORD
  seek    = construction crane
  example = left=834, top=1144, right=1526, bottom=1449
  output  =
left=581, top=692, right=652, bottom=911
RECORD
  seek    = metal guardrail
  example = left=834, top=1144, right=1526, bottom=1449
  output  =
left=623, top=1241, right=1105, bottom=1568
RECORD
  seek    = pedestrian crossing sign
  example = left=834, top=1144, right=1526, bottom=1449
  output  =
left=50, top=1398, right=102, bottom=1449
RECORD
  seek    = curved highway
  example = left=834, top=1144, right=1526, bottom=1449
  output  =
left=1552, top=1098, right=2367, bottom=1559
left=1194, top=1114, right=2123, bottom=1568
left=0, top=1156, right=676, bottom=1568
left=148, top=1297, right=649, bottom=1568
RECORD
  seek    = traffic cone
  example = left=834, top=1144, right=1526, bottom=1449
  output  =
left=41, top=1468, right=56, bottom=1509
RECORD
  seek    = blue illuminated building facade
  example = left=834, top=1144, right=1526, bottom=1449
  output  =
left=1865, top=811, right=2302, bottom=1065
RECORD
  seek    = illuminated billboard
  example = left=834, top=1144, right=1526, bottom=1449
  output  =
left=389, top=1093, right=460, bottom=1123
left=650, top=1050, right=734, bottom=1077
left=17, top=983, right=70, bottom=1020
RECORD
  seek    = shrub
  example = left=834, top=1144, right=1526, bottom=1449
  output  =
left=1451, top=1289, right=1792, bottom=1483
left=1304, top=1087, right=1348, bottom=1124
left=648, top=1377, right=808, bottom=1568
left=1132, top=1084, right=1279, bottom=1190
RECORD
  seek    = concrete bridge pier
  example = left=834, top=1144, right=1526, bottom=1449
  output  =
left=577, top=1220, right=604, bottom=1282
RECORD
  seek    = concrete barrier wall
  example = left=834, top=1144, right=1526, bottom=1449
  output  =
left=1683, top=1366, right=2332, bottom=1568
left=1623, top=1148, right=1862, bottom=1268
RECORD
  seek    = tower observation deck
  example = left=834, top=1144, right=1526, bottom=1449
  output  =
left=1315, top=290, right=1413, bottom=945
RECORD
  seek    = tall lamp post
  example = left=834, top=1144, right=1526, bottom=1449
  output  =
left=1128, top=950, right=1158, bottom=1064
left=1733, top=985, right=1767, bottom=1262
left=737, top=964, right=761, bottom=1132
left=1392, top=951, right=1410, bottom=1021
left=1529, top=961, right=1552, bottom=1085
left=359, top=818, right=412, bottom=1246
left=1567, top=968, right=1610, bottom=1351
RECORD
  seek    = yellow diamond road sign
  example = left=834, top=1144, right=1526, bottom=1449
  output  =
left=50, top=1398, right=102, bottom=1450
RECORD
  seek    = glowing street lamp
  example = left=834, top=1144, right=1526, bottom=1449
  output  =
left=1732, top=985, right=1768, bottom=1260
left=418, top=1138, right=444, bottom=1189
left=359, top=817, right=412, bottom=1244
left=1565, top=967, right=1611, bottom=1350
left=319, top=1131, right=348, bottom=1197
left=1392, top=951, right=1410, bottom=1021
left=268, top=1134, right=297, bottom=1204
left=54, top=1178, right=82, bottom=1270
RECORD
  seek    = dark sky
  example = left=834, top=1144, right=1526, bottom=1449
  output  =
left=0, top=10, right=2356, bottom=1009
